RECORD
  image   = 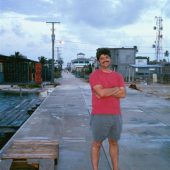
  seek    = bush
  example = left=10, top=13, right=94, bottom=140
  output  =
left=18, top=84, right=41, bottom=88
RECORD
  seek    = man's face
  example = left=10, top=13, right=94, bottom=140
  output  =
left=98, top=54, right=111, bottom=69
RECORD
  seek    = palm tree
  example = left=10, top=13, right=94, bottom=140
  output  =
left=38, top=56, right=47, bottom=65
left=57, top=57, right=64, bottom=69
left=164, top=50, right=169, bottom=62
left=11, top=51, right=27, bottom=59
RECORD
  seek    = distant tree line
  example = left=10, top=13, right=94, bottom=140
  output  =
left=38, top=56, right=64, bottom=81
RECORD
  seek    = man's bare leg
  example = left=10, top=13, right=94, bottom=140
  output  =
left=108, top=139, right=119, bottom=170
left=91, top=141, right=102, bottom=170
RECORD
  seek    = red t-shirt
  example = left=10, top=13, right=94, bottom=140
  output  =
left=89, top=69, right=125, bottom=115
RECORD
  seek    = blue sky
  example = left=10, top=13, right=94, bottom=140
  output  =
left=0, top=0, right=170, bottom=65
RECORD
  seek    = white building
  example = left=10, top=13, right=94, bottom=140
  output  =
left=71, top=58, right=90, bottom=71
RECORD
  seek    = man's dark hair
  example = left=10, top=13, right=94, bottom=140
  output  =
left=96, top=48, right=111, bottom=60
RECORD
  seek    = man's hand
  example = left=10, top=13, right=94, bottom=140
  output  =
left=93, top=85, right=126, bottom=98
left=112, top=87, right=126, bottom=98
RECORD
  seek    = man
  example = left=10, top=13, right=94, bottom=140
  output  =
left=89, top=48, right=126, bottom=170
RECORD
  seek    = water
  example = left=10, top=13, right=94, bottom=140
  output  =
left=0, top=91, right=42, bottom=149
left=0, top=91, right=40, bottom=113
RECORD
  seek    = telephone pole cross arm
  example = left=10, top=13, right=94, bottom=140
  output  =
left=46, top=21, right=60, bottom=83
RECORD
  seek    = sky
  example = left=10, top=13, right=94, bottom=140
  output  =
left=0, top=0, right=170, bottom=66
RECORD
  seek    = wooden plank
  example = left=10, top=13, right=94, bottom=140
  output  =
left=0, top=99, right=30, bottom=126
left=2, top=150, right=59, bottom=159
left=9, top=111, right=29, bottom=127
left=0, top=98, right=43, bottom=128
left=13, top=139, right=59, bottom=145
left=0, top=109, right=22, bottom=126
left=0, top=105, right=15, bottom=119
left=3, top=153, right=58, bottom=159
left=1, top=139, right=59, bottom=159
left=4, top=147, right=58, bottom=154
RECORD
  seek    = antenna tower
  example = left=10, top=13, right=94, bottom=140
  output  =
left=153, top=16, right=163, bottom=62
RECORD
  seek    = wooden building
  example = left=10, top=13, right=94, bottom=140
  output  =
left=0, top=54, right=38, bottom=84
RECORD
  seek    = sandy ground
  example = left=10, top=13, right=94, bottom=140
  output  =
left=128, top=82, right=170, bottom=99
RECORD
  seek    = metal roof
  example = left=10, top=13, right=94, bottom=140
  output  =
left=0, top=54, right=37, bottom=63
left=129, top=64, right=162, bottom=68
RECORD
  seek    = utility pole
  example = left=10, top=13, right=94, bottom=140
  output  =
left=153, top=16, right=163, bottom=62
left=46, top=21, right=60, bottom=83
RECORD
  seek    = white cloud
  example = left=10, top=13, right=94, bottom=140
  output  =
left=40, top=0, right=54, bottom=3
left=0, top=0, right=170, bottom=64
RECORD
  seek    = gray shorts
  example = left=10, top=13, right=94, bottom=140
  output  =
left=90, top=114, right=122, bottom=142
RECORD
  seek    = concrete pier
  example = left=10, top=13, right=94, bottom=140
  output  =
left=0, top=71, right=170, bottom=170
left=78, top=73, right=170, bottom=170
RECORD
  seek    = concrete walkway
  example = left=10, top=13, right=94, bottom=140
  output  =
left=56, top=72, right=170, bottom=170
left=53, top=72, right=111, bottom=170
left=1, top=71, right=169, bottom=170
